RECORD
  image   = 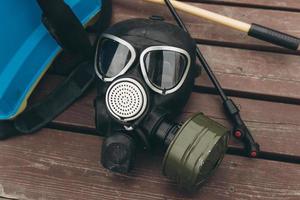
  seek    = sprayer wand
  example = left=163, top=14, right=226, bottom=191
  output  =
left=163, top=0, right=260, bottom=157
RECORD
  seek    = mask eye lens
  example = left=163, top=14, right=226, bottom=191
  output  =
left=144, top=50, right=188, bottom=90
left=97, top=37, right=132, bottom=79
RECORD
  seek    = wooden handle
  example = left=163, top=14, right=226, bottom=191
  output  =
left=145, top=0, right=300, bottom=50
left=144, top=0, right=251, bottom=32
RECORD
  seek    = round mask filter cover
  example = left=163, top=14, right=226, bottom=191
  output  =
left=162, top=113, right=229, bottom=190
left=105, top=78, right=148, bottom=122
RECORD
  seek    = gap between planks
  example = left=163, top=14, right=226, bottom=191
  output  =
left=193, top=85, right=300, bottom=106
left=195, top=39, right=300, bottom=56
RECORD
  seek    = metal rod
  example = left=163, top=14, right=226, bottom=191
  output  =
left=164, top=0, right=227, bottom=101
left=146, top=0, right=251, bottom=32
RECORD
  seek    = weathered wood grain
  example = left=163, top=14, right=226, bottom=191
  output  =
left=197, top=45, right=300, bottom=100
left=112, top=0, right=300, bottom=48
left=0, top=130, right=299, bottom=200
left=196, top=0, right=300, bottom=10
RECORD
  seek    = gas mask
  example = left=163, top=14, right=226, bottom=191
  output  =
left=94, top=18, right=229, bottom=190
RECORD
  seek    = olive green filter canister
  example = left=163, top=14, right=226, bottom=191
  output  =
left=162, top=113, right=229, bottom=190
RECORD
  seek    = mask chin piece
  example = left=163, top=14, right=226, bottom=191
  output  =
left=101, top=132, right=136, bottom=174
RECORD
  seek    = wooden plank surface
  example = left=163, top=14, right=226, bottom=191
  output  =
left=0, top=130, right=299, bottom=200
left=114, top=0, right=300, bottom=47
left=197, top=45, right=300, bottom=101
left=196, top=0, right=300, bottom=10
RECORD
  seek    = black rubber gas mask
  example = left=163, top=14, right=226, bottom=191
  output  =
left=94, top=18, right=229, bottom=190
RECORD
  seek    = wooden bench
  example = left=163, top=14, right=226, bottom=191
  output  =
left=0, top=0, right=299, bottom=199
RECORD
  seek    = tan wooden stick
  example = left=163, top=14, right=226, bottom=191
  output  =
left=144, top=0, right=251, bottom=32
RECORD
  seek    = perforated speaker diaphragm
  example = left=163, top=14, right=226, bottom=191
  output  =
left=105, top=78, right=147, bottom=122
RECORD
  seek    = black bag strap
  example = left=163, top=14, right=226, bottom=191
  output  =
left=15, top=61, right=95, bottom=133
left=0, top=121, right=18, bottom=140
left=37, top=0, right=93, bottom=58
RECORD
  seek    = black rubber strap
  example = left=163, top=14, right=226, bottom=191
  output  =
left=37, top=0, right=93, bottom=58
left=0, top=121, right=19, bottom=140
left=88, top=0, right=112, bottom=34
left=14, top=61, right=95, bottom=133
left=48, top=0, right=113, bottom=76
left=248, top=23, right=300, bottom=50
